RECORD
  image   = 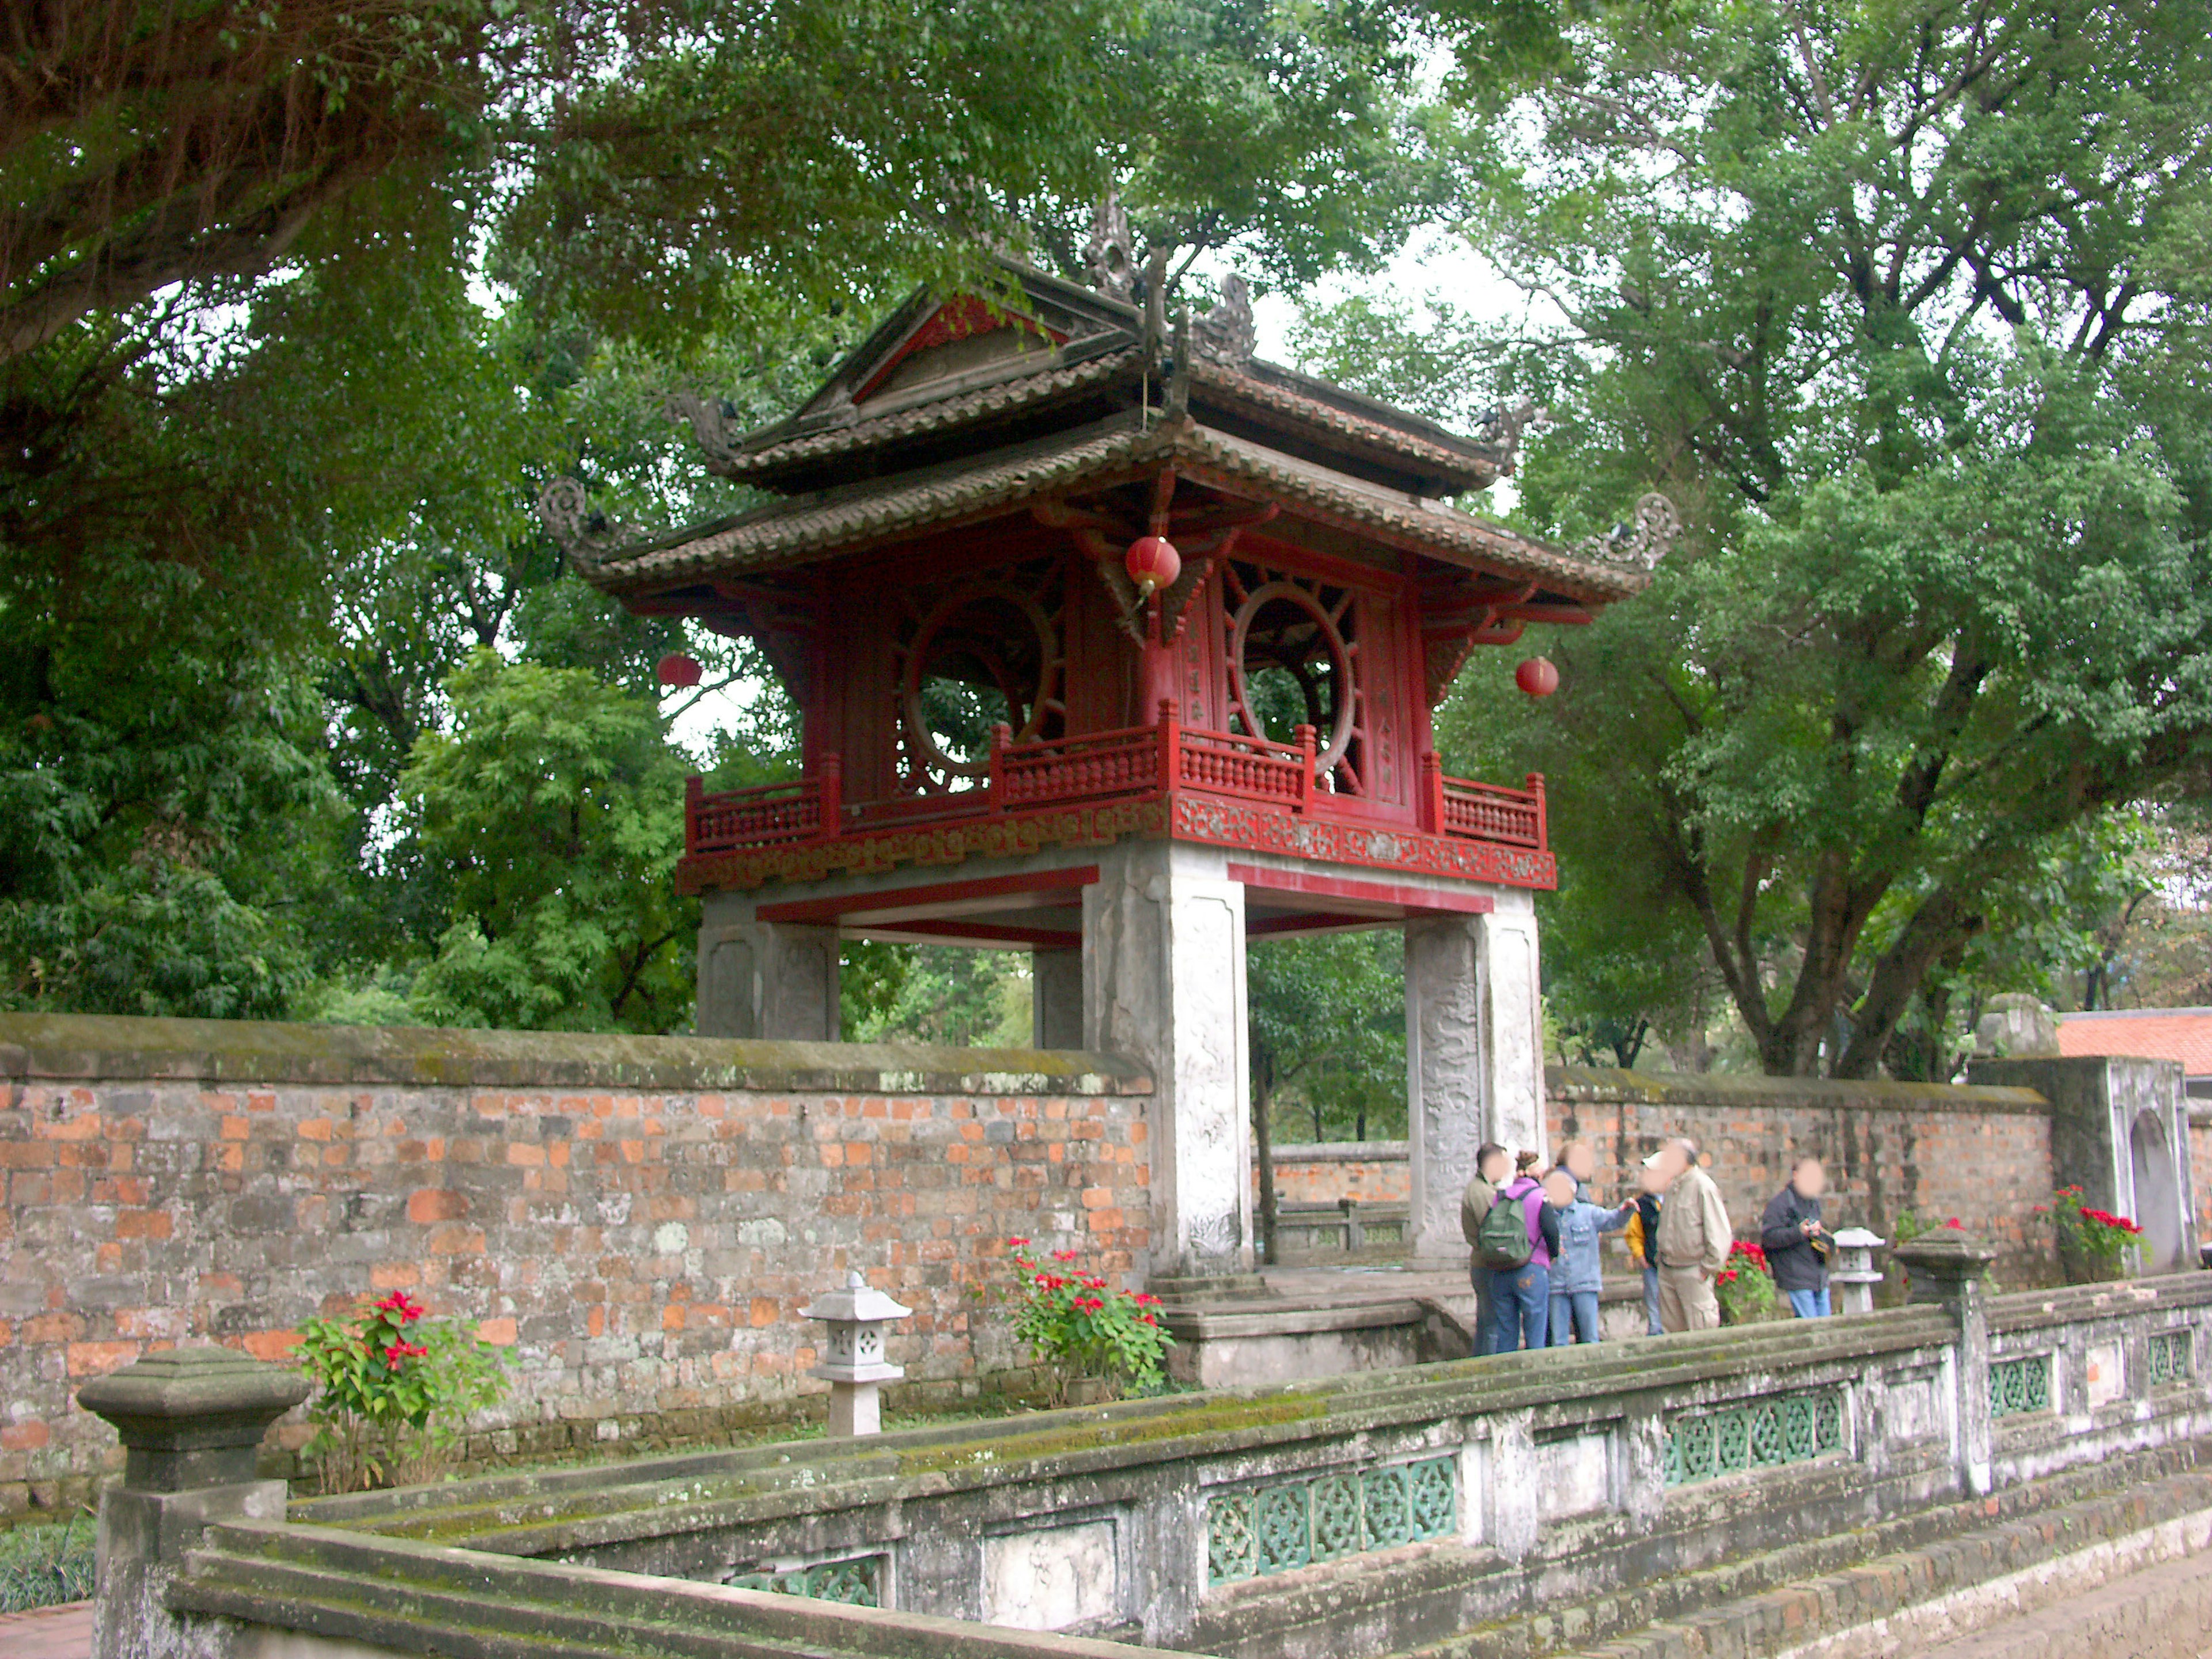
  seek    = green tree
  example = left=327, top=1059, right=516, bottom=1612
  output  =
left=399, top=652, right=694, bottom=1031
left=1309, top=0, right=2212, bottom=1077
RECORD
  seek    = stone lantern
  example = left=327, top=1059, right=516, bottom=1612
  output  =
left=801, top=1268, right=911, bottom=1437
left=1830, top=1228, right=1886, bottom=1316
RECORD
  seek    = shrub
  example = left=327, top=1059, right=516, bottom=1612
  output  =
left=1001, top=1239, right=1172, bottom=1405
left=2036, top=1185, right=2141, bottom=1283
left=293, top=1291, right=510, bottom=1493
left=1715, top=1240, right=1782, bottom=1324
left=0, top=1516, right=95, bottom=1612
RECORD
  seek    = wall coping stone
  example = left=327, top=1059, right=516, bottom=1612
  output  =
left=0, top=1012, right=1152, bottom=1095
left=1268, top=1140, right=1409, bottom=1162
left=1548, top=1062, right=2052, bottom=1115
left=1988, top=1270, right=2212, bottom=1334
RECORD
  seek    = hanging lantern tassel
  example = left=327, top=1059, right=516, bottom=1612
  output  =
left=1124, top=535, right=1181, bottom=599
left=656, top=653, right=704, bottom=689
left=1515, top=657, right=1560, bottom=698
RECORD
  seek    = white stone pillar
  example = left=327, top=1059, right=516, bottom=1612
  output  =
left=696, top=899, right=840, bottom=1040
left=1404, top=892, right=1548, bottom=1263
left=1480, top=893, right=1548, bottom=1160
left=1032, top=949, right=1084, bottom=1050
left=1083, top=841, right=1252, bottom=1282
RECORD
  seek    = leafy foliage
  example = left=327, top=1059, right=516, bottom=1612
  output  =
left=1001, top=1239, right=1171, bottom=1404
left=293, top=1290, right=509, bottom=1493
left=1714, top=1241, right=1781, bottom=1326
left=1248, top=932, right=1407, bottom=1141
left=1305, top=0, right=2212, bottom=1077
left=2036, top=1184, right=2145, bottom=1283
left=0, top=1516, right=96, bottom=1612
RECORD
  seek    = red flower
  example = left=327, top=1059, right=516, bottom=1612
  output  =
left=1051, top=1250, right=1079, bottom=1263
left=374, top=1292, right=425, bottom=1323
left=382, top=1340, right=428, bottom=1366
left=1944, top=1218, right=1963, bottom=1229
left=1141, top=1311, right=1158, bottom=1325
left=1075, top=1297, right=1104, bottom=1314
left=1134, top=1293, right=1161, bottom=1306
left=1080, top=1275, right=1107, bottom=1290
left=1040, top=1275, right=1066, bottom=1291
left=1006, top=1237, right=1031, bottom=1248
left=1717, top=1270, right=1738, bottom=1286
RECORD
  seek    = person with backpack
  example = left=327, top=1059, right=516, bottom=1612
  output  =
left=1480, top=1150, right=1560, bottom=1352
left=1543, top=1168, right=1634, bottom=1346
left=1459, top=1142, right=1511, bottom=1355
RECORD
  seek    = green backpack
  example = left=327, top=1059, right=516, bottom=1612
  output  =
left=1478, top=1188, right=1535, bottom=1271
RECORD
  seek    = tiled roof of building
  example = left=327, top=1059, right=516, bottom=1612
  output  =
left=570, top=412, right=1647, bottom=602
left=2058, top=1009, right=2212, bottom=1076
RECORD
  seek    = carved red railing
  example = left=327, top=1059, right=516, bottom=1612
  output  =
left=685, top=729, right=1547, bottom=859
left=1425, top=755, right=1546, bottom=849
left=685, top=758, right=842, bottom=855
left=990, top=719, right=1162, bottom=809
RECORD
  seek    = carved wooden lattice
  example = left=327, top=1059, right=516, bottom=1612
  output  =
left=1662, top=1388, right=1846, bottom=1487
left=1206, top=1456, right=1455, bottom=1585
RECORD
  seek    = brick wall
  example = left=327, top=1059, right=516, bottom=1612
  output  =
left=0, top=1016, right=1151, bottom=1521
left=1548, top=1067, right=2060, bottom=1278
left=2192, top=1108, right=2212, bottom=1241
left=1258, top=1142, right=1411, bottom=1205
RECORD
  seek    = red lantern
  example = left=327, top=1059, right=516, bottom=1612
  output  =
left=1515, top=657, right=1560, bottom=698
left=656, top=653, right=703, bottom=688
left=1124, top=535, right=1181, bottom=599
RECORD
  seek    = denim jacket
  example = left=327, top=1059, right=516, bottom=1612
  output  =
left=1550, top=1198, right=1633, bottom=1294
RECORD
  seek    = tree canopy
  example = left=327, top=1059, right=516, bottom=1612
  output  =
left=1296, top=0, right=2212, bottom=1076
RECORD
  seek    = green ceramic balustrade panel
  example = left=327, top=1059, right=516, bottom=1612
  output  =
left=729, top=1555, right=882, bottom=1605
left=1661, top=1388, right=1845, bottom=1487
left=1207, top=1455, right=1456, bottom=1585
left=1988, top=1354, right=2051, bottom=1420
left=2149, top=1330, right=2194, bottom=1388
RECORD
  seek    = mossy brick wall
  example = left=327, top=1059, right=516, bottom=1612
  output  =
left=1257, top=1143, right=1411, bottom=1206
left=0, top=1014, right=1152, bottom=1521
left=1549, top=1066, right=2060, bottom=1278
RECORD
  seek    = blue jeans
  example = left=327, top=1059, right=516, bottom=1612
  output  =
left=1550, top=1289, right=1600, bottom=1346
left=1787, top=1286, right=1832, bottom=1319
left=1641, top=1265, right=1663, bottom=1336
left=1471, top=1260, right=1496, bottom=1356
left=1490, top=1263, right=1551, bottom=1351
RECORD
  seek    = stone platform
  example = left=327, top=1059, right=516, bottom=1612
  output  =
left=1159, top=1262, right=1649, bottom=1387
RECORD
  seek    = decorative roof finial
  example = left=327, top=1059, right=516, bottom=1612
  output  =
left=1192, top=274, right=1256, bottom=365
left=1574, top=493, right=1684, bottom=572
left=1085, top=192, right=1136, bottom=302
left=1475, top=397, right=1546, bottom=474
left=536, top=478, right=635, bottom=570
left=664, top=391, right=741, bottom=463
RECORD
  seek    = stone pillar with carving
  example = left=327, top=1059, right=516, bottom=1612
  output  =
left=77, top=1347, right=309, bottom=1659
left=695, top=897, right=841, bottom=1040
left=1084, top=839, right=1253, bottom=1290
left=1405, top=891, right=1548, bottom=1263
left=1892, top=1232, right=1998, bottom=1497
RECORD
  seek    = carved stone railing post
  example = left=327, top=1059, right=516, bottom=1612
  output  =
left=77, top=1346, right=308, bottom=1659
left=1892, top=1232, right=1998, bottom=1496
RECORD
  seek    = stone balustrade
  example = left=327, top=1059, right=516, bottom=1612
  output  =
left=84, top=1255, right=2212, bottom=1659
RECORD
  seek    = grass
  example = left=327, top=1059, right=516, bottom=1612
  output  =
left=0, top=1514, right=96, bottom=1612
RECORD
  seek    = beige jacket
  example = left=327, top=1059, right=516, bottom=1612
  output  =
left=1655, top=1163, right=1732, bottom=1274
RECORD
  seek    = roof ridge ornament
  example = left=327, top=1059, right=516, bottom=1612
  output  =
left=1192, top=274, right=1256, bottom=365
left=1575, top=492, right=1683, bottom=572
left=536, top=478, right=637, bottom=570
left=664, top=391, right=742, bottom=463
left=1475, top=398, right=1546, bottom=475
left=1085, top=192, right=1137, bottom=301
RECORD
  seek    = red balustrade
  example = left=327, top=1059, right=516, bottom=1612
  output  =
left=684, top=729, right=1546, bottom=860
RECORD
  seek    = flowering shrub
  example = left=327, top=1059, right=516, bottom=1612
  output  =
left=1715, top=1239, right=1781, bottom=1325
left=1002, top=1239, right=1172, bottom=1404
left=2036, top=1185, right=2142, bottom=1282
left=293, top=1291, right=510, bottom=1493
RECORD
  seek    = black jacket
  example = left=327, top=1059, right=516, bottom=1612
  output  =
left=1634, top=1193, right=1662, bottom=1267
left=1760, top=1186, right=1828, bottom=1293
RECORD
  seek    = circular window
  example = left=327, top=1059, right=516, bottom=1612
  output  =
left=899, top=584, right=1062, bottom=787
left=1229, top=582, right=1354, bottom=768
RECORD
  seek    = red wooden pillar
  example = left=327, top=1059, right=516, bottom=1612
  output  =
left=816, top=753, right=843, bottom=841
left=1421, top=752, right=1445, bottom=835
left=1527, top=771, right=1547, bottom=850
left=1157, top=698, right=1181, bottom=796
left=1294, top=724, right=1316, bottom=813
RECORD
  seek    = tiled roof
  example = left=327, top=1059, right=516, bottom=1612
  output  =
left=717, top=347, right=1145, bottom=478
left=2058, top=1010, right=2212, bottom=1076
left=574, top=414, right=1643, bottom=601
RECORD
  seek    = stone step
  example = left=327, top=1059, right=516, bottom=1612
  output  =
left=1901, top=1546, right=2212, bottom=1659
left=1396, top=1442, right=2212, bottom=1659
